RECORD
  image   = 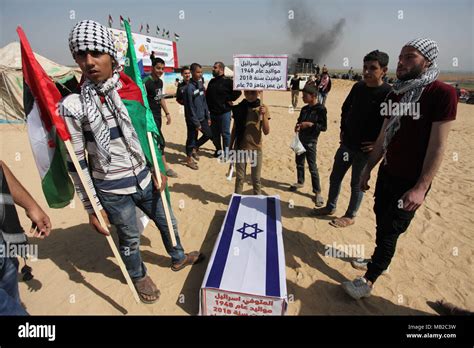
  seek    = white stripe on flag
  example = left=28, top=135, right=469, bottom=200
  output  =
left=27, top=101, right=55, bottom=179
left=219, top=196, right=269, bottom=295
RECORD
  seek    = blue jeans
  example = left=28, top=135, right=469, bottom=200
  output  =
left=185, top=119, right=212, bottom=157
left=326, top=144, right=369, bottom=218
left=211, top=111, right=231, bottom=155
left=97, top=181, right=185, bottom=280
left=0, top=255, right=28, bottom=315
left=319, top=91, right=328, bottom=106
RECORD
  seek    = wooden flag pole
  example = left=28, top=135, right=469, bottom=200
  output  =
left=147, top=132, right=178, bottom=247
left=64, top=140, right=141, bottom=303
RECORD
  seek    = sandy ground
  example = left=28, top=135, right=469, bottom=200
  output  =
left=1, top=79, right=473, bottom=315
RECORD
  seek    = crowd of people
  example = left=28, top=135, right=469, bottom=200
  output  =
left=0, top=19, right=458, bottom=312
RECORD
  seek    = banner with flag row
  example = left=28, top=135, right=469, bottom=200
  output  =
left=108, top=14, right=180, bottom=41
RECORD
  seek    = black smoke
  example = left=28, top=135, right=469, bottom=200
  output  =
left=285, top=1, right=346, bottom=71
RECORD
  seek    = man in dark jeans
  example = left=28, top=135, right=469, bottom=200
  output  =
left=290, top=74, right=302, bottom=108
left=313, top=50, right=392, bottom=228
left=0, top=161, right=51, bottom=315
left=206, top=61, right=241, bottom=158
left=342, top=38, right=457, bottom=299
left=183, top=62, right=212, bottom=170
left=290, top=85, right=327, bottom=206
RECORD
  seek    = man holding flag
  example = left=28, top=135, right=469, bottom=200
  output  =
left=60, top=20, right=203, bottom=304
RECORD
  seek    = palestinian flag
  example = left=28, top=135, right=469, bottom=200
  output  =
left=120, top=15, right=124, bottom=28
left=122, top=20, right=169, bottom=202
left=174, top=33, right=180, bottom=42
left=108, top=14, right=113, bottom=28
left=17, top=27, right=74, bottom=208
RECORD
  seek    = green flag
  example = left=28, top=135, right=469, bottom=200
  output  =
left=123, top=19, right=170, bottom=202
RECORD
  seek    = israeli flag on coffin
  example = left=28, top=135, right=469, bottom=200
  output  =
left=200, top=194, right=288, bottom=315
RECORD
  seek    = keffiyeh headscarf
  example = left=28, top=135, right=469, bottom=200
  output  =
left=69, top=20, right=117, bottom=60
left=68, top=20, right=144, bottom=172
left=383, top=38, right=440, bottom=160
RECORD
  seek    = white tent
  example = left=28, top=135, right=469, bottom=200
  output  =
left=0, top=42, right=81, bottom=123
left=224, top=66, right=234, bottom=77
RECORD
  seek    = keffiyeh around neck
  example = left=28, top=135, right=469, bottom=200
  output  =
left=382, top=38, right=440, bottom=161
left=80, top=70, right=145, bottom=172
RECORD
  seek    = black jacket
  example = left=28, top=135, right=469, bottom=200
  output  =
left=206, top=75, right=241, bottom=115
left=297, top=103, right=327, bottom=143
left=341, top=81, right=392, bottom=150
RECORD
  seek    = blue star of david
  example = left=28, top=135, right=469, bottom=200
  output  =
left=236, top=223, right=264, bottom=240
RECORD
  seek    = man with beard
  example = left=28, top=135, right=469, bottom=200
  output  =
left=341, top=38, right=457, bottom=299
left=206, top=62, right=241, bottom=158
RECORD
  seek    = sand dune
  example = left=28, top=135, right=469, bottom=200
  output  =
left=1, top=79, right=473, bottom=315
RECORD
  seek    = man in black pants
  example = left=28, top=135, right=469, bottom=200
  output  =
left=206, top=61, right=241, bottom=158
left=342, top=38, right=457, bottom=299
left=182, top=63, right=212, bottom=170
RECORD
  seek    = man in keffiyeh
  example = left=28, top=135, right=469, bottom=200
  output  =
left=341, top=38, right=458, bottom=300
left=61, top=20, right=203, bottom=304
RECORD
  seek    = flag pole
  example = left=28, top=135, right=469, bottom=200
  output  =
left=146, top=133, right=177, bottom=246
left=122, top=19, right=177, bottom=247
left=63, top=140, right=141, bottom=303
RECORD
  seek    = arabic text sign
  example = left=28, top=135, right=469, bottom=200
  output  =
left=203, top=289, right=285, bottom=316
left=233, top=55, right=288, bottom=91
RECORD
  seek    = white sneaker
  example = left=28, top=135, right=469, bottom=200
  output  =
left=351, top=258, right=389, bottom=274
left=342, top=277, right=373, bottom=300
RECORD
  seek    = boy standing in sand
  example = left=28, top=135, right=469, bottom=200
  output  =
left=230, top=90, right=270, bottom=195
left=313, top=50, right=392, bottom=228
left=182, top=63, right=212, bottom=170
left=290, top=85, right=327, bottom=206
left=342, top=38, right=457, bottom=299
left=143, top=57, right=178, bottom=178
left=61, top=20, right=203, bottom=304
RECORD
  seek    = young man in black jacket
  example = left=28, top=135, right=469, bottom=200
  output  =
left=290, top=85, right=327, bottom=205
left=313, top=50, right=392, bottom=228
left=206, top=62, right=241, bottom=158
left=183, top=63, right=212, bottom=170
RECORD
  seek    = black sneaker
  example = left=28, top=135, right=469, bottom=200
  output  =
left=289, top=183, right=304, bottom=191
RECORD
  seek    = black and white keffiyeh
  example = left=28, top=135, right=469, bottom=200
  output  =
left=68, top=20, right=144, bottom=172
left=383, top=38, right=440, bottom=159
left=69, top=20, right=117, bottom=59
left=80, top=70, right=145, bottom=172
